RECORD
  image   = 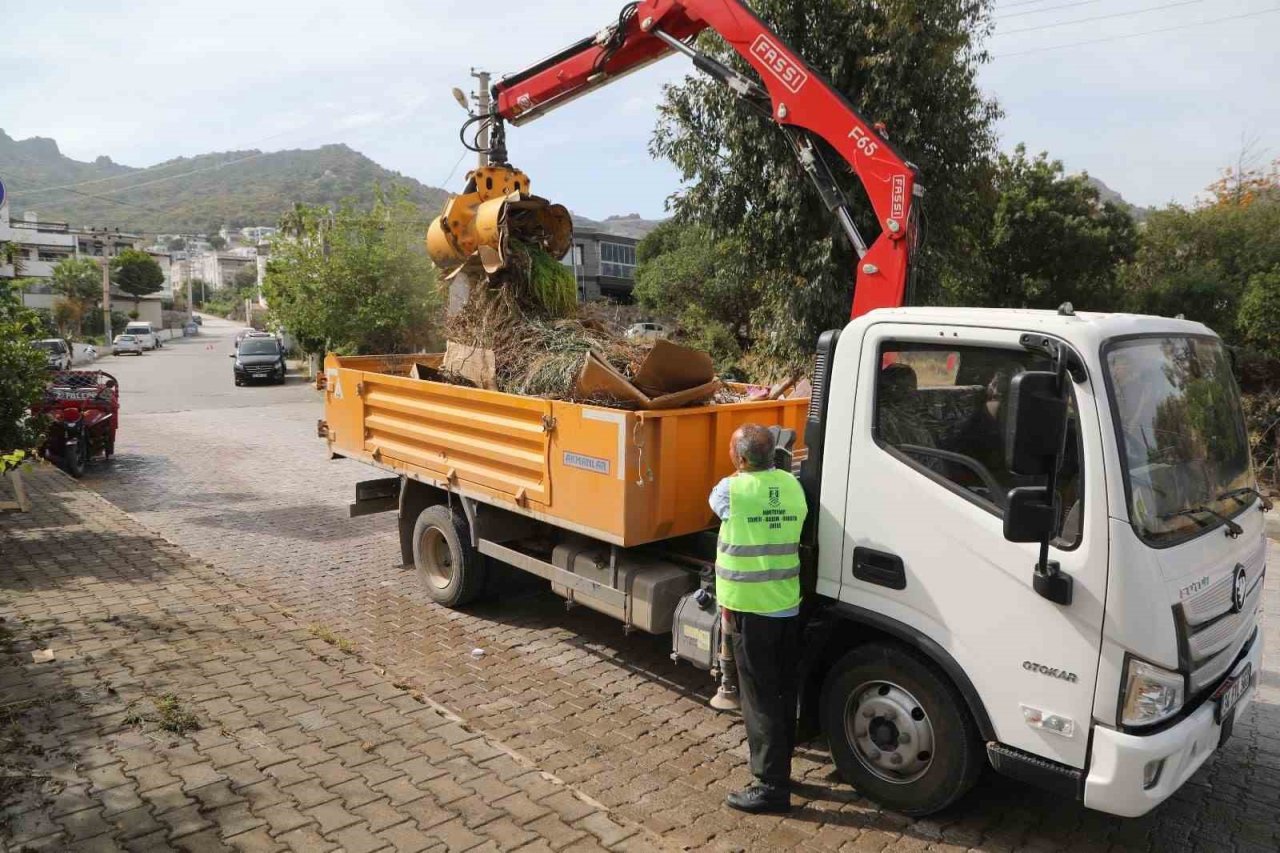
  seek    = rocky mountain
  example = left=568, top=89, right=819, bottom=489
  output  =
left=571, top=212, right=665, bottom=240
left=1086, top=176, right=1153, bottom=222
left=0, top=129, right=450, bottom=234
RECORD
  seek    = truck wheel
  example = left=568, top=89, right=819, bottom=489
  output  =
left=62, top=436, right=88, bottom=479
left=412, top=505, right=486, bottom=607
left=821, top=642, right=982, bottom=816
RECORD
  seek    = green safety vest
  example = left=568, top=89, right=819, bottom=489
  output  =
left=716, top=468, right=807, bottom=614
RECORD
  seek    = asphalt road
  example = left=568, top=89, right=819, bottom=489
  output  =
left=75, top=314, right=1280, bottom=852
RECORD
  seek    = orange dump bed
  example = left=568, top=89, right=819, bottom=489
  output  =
left=322, top=353, right=808, bottom=547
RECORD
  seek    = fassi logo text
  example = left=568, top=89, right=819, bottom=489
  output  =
left=750, top=34, right=808, bottom=94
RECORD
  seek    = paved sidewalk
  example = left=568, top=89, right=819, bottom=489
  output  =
left=0, top=465, right=659, bottom=852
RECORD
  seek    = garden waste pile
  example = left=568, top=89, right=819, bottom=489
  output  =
left=432, top=240, right=721, bottom=410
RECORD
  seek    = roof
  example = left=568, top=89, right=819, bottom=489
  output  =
left=858, top=307, right=1215, bottom=352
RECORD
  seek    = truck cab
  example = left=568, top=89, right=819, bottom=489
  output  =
left=803, top=307, right=1263, bottom=816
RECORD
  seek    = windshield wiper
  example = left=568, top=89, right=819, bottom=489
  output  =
left=1160, top=505, right=1244, bottom=537
left=1216, top=487, right=1273, bottom=512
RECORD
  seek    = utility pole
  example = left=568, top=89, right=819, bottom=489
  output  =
left=97, top=230, right=113, bottom=344
left=471, top=68, right=491, bottom=168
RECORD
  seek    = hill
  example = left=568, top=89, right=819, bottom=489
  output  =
left=1086, top=176, right=1153, bottom=222
left=571, top=212, right=665, bottom=240
left=0, top=129, right=450, bottom=234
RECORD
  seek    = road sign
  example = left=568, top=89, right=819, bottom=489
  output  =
left=0, top=177, right=7, bottom=210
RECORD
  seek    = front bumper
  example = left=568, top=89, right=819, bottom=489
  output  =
left=1084, top=627, right=1261, bottom=817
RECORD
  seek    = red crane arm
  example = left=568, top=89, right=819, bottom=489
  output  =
left=491, top=0, right=921, bottom=318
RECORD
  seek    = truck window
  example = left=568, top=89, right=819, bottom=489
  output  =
left=874, top=342, right=1083, bottom=547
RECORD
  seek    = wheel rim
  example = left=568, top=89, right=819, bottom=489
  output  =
left=844, top=680, right=936, bottom=784
left=420, top=527, right=454, bottom=590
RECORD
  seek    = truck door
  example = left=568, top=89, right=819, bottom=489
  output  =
left=838, top=322, right=1108, bottom=769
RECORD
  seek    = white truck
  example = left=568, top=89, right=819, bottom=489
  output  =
left=334, top=0, right=1264, bottom=818
left=331, top=305, right=1265, bottom=818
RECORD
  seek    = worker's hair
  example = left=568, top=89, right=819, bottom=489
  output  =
left=733, top=424, right=776, bottom=471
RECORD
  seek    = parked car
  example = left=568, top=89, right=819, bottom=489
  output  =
left=624, top=322, right=669, bottom=342
left=112, top=334, right=144, bottom=356
left=231, top=336, right=286, bottom=385
left=33, top=339, right=72, bottom=371
left=124, top=322, right=160, bottom=350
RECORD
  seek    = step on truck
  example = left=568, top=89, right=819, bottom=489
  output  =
left=323, top=306, right=1265, bottom=817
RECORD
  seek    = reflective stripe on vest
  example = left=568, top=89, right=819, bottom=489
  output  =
left=715, top=468, right=807, bottom=614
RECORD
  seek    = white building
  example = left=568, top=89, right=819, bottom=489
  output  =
left=1, top=187, right=169, bottom=319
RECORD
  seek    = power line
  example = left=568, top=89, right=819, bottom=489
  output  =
left=12, top=150, right=277, bottom=199
left=996, top=0, right=1102, bottom=20
left=993, top=5, right=1280, bottom=56
left=994, top=0, right=1202, bottom=35
left=997, top=0, right=1076, bottom=8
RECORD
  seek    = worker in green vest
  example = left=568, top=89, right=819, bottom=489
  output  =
left=709, top=423, right=808, bottom=813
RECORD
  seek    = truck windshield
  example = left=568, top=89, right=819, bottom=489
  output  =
left=1106, top=335, right=1254, bottom=546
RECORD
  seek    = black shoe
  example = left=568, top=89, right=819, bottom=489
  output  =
left=725, top=784, right=791, bottom=814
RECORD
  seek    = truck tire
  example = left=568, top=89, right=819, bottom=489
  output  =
left=821, top=642, right=982, bottom=816
left=412, top=504, right=486, bottom=607
left=62, top=435, right=88, bottom=479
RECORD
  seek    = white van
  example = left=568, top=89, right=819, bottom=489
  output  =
left=124, top=322, right=160, bottom=350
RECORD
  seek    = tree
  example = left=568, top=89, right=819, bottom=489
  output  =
left=1237, top=269, right=1280, bottom=354
left=979, top=145, right=1136, bottom=311
left=51, top=297, right=82, bottom=338
left=0, top=280, right=50, bottom=454
left=262, top=190, right=441, bottom=354
left=1, top=240, right=25, bottom=279
left=652, top=0, right=1000, bottom=364
left=110, top=249, right=165, bottom=312
left=52, top=257, right=103, bottom=333
left=634, top=222, right=754, bottom=374
left=1123, top=186, right=1280, bottom=340
left=207, top=234, right=228, bottom=251
left=232, top=264, right=259, bottom=294
left=167, top=237, right=187, bottom=251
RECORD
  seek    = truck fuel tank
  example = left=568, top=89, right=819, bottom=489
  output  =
left=550, top=542, right=697, bottom=634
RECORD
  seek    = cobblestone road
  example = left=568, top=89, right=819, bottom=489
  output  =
left=1, top=466, right=657, bottom=852
left=40, top=316, right=1280, bottom=850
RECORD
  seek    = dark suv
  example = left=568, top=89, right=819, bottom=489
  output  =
left=231, top=336, right=286, bottom=385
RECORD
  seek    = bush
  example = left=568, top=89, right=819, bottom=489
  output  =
left=0, top=282, right=51, bottom=453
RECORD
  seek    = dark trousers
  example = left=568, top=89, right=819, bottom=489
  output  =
left=728, top=610, right=801, bottom=789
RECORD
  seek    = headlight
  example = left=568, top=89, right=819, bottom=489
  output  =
left=1121, top=658, right=1185, bottom=727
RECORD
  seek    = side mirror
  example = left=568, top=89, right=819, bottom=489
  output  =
left=1003, top=367, right=1073, bottom=606
left=1004, top=371, right=1066, bottom=476
left=1004, top=487, right=1057, bottom=542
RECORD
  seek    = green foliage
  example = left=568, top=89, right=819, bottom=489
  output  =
left=207, top=235, right=228, bottom=251
left=52, top=257, right=102, bottom=305
left=232, top=266, right=259, bottom=292
left=1123, top=196, right=1280, bottom=340
left=962, top=145, right=1137, bottom=310
left=0, top=449, right=27, bottom=475
left=0, top=281, right=50, bottom=453
left=1238, top=269, right=1280, bottom=353
left=262, top=191, right=441, bottom=354
left=110, top=249, right=165, bottom=306
left=523, top=242, right=577, bottom=318
left=0, top=130, right=448, bottom=234
left=634, top=223, right=752, bottom=373
left=652, top=0, right=1000, bottom=363
left=51, top=298, right=81, bottom=337
left=167, top=237, right=187, bottom=251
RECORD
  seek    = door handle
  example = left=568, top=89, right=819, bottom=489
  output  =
left=852, top=546, right=907, bottom=590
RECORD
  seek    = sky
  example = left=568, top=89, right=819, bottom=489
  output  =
left=1, top=0, right=1277, bottom=221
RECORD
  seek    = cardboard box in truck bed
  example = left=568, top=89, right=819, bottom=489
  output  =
left=322, top=352, right=808, bottom=546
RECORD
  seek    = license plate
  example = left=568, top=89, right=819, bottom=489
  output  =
left=1214, top=663, right=1252, bottom=723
